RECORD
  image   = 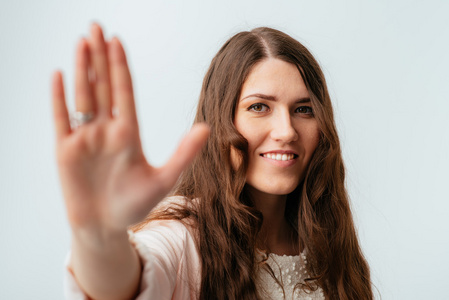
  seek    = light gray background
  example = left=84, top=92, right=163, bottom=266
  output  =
left=1, top=0, right=448, bottom=299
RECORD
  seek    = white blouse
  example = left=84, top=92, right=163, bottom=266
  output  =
left=256, top=251, right=325, bottom=300
left=65, top=207, right=325, bottom=299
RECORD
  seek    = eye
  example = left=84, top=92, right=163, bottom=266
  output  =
left=295, top=106, right=313, bottom=115
left=248, top=103, right=269, bottom=113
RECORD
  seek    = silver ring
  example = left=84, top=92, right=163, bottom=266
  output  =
left=70, top=111, right=94, bottom=128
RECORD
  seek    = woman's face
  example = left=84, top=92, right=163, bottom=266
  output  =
left=234, top=58, right=320, bottom=197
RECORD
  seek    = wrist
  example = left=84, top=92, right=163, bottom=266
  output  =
left=71, top=226, right=129, bottom=252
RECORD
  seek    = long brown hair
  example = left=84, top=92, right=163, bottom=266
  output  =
left=133, top=27, right=373, bottom=299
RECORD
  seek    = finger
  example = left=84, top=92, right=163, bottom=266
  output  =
left=88, top=23, right=112, bottom=117
left=75, top=38, right=95, bottom=113
left=108, top=37, right=137, bottom=124
left=52, top=71, right=71, bottom=140
left=159, top=123, right=210, bottom=189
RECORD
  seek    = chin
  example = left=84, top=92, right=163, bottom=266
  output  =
left=248, top=180, right=301, bottom=196
left=266, top=186, right=298, bottom=196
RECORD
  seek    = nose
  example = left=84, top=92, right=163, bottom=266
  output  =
left=269, top=110, right=298, bottom=143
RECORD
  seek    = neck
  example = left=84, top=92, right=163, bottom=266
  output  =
left=247, top=186, right=298, bottom=255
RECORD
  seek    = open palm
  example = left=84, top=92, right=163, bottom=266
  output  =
left=52, top=24, right=209, bottom=234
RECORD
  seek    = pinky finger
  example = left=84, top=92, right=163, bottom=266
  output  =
left=52, top=71, right=71, bottom=140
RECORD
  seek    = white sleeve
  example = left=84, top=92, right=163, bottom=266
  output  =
left=63, top=220, right=200, bottom=300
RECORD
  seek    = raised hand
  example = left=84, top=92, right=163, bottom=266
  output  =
left=52, top=24, right=209, bottom=236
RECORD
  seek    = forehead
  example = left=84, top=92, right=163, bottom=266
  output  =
left=239, top=58, right=309, bottom=100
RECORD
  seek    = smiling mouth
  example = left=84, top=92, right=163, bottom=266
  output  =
left=261, top=153, right=298, bottom=161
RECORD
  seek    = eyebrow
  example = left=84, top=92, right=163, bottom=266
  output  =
left=240, top=93, right=310, bottom=103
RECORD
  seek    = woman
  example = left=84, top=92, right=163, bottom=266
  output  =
left=54, top=24, right=373, bottom=299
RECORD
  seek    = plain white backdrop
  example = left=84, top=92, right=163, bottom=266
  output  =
left=1, top=0, right=448, bottom=299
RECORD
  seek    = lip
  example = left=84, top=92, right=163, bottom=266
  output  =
left=259, top=150, right=299, bottom=167
left=260, top=150, right=299, bottom=155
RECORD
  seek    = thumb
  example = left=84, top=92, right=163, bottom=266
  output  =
left=158, top=123, right=210, bottom=190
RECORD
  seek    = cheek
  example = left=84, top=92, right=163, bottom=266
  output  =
left=311, top=128, right=321, bottom=150
left=237, top=124, right=265, bottom=151
left=303, top=123, right=321, bottom=154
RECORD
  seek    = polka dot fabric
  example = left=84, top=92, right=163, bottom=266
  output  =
left=256, top=251, right=325, bottom=300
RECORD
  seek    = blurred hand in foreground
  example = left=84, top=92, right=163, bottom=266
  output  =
left=52, top=24, right=209, bottom=236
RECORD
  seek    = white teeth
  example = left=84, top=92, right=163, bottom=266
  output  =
left=263, top=153, right=295, bottom=161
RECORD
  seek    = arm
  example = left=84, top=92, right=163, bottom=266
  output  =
left=52, top=24, right=208, bottom=300
left=70, top=230, right=141, bottom=300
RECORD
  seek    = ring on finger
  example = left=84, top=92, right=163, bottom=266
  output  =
left=70, top=111, right=95, bottom=129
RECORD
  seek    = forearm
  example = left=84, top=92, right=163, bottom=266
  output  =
left=70, top=229, right=141, bottom=300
